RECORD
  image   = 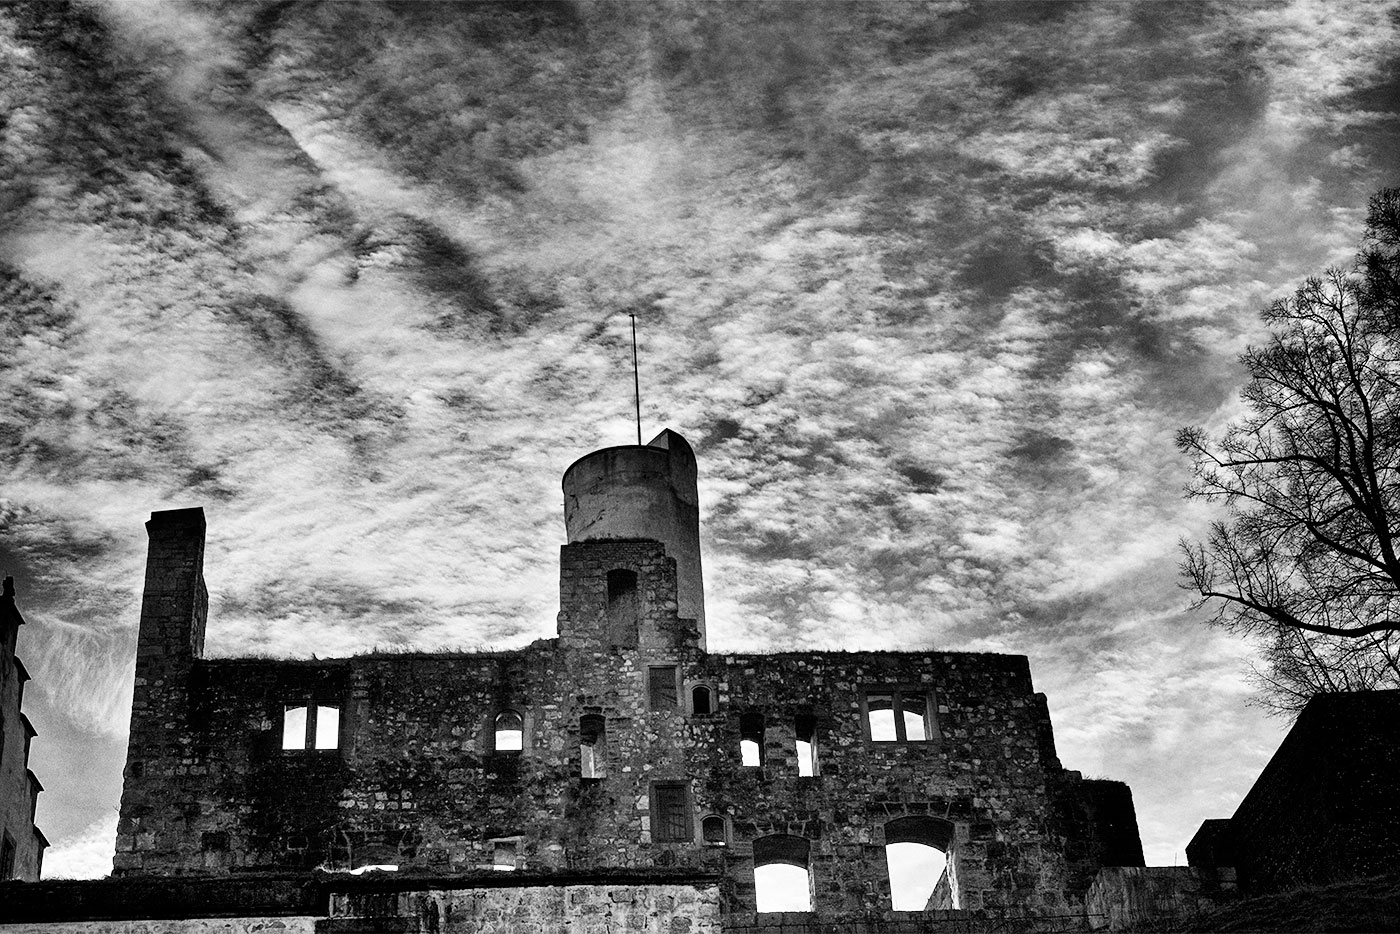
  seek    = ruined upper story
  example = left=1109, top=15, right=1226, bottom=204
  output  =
left=0, top=578, right=47, bottom=882
left=115, top=430, right=1142, bottom=919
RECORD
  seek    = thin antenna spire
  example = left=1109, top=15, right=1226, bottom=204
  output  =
left=629, top=314, right=642, bottom=446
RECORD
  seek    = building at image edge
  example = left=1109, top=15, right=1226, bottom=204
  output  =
left=107, top=429, right=1142, bottom=926
left=0, top=576, right=47, bottom=882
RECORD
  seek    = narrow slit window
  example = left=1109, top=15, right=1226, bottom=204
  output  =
left=494, top=710, right=524, bottom=752
left=282, top=706, right=308, bottom=750
left=580, top=714, right=605, bottom=779
left=740, top=711, right=765, bottom=767
left=606, top=569, right=639, bottom=647
left=314, top=706, right=340, bottom=749
left=795, top=714, right=817, bottom=776
left=691, top=684, right=713, bottom=715
left=648, top=666, right=678, bottom=710
left=651, top=782, right=692, bottom=842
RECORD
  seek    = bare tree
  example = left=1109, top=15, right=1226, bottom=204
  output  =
left=1179, top=189, right=1400, bottom=712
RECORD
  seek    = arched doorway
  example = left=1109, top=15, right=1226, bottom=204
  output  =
left=884, top=816, right=956, bottom=909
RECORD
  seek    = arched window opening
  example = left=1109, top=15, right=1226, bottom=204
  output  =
left=691, top=684, right=713, bottom=715
left=740, top=711, right=765, bottom=767
left=580, top=714, right=605, bottom=779
left=606, top=569, right=639, bottom=647
left=795, top=714, right=817, bottom=776
left=753, top=834, right=811, bottom=913
left=701, top=815, right=728, bottom=846
left=884, top=816, right=956, bottom=910
left=494, top=710, right=523, bottom=752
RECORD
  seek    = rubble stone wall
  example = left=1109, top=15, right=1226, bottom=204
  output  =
left=116, top=514, right=1141, bottom=922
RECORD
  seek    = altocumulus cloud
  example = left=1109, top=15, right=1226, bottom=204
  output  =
left=4, top=0, right=1398, bottom=874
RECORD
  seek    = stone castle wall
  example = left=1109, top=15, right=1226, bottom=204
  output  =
left=114, top=502, right=1141, bottom=922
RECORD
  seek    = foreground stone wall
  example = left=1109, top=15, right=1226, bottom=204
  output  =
left=0, top=920, right=317, bottom=934
left=1188, top=691, right=1400, bottom=893
left=0, top=875, right=718, bottom=934
left=327, top=882, right=719, bottom=934
left=1085, top=867, right=1217, bottom=931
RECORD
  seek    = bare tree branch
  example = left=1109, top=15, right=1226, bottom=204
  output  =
left=1179, top=188, right=1400, bottom=713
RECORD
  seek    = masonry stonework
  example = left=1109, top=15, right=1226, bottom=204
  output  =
left=110, top=430, right=1142, bottom=928
left=0, top=577, right=47, bottom=881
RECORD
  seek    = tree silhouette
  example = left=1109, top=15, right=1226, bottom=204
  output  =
left=1179, top=189, right=1400, bottom=712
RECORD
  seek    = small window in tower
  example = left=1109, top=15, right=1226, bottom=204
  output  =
left=580, top=714, right=606, bottom=779
left=648, top=666, right=679, bottom=710
left=0, top=832, right=14, bottom=881
left=740, top=711, right=765, bottom=767
left=606, top=569, right=639, bottom=647
left=796, top=714, right=818, bottom=776
left=702, top=815, right=728, bottom=846
left=651, top=782, right=692, bottom=842
left=491, top=837, right=520, bottom=871
left=494, top=710, right=524, bottom=752
left=691, top=684, right=713, bottom=715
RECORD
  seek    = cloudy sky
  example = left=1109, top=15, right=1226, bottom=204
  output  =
left=2, top=0, right=1397, bottom=879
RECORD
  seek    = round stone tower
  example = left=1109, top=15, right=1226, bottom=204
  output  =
left=562, top=428, right=706, bottom=646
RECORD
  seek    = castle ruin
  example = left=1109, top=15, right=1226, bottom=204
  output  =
left=102, top=429, right=1141, bottom=929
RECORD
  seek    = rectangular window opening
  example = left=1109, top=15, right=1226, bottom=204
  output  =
left=315, top=706, right=341, bottom=749
left=606, top=569, right=640, bottom=648
left=491, top=838, right=519, bottom=871
left=580, top=715, right=606, bottom=779
left=866, top=691, right=934, bottom=743
left=652, top=782, right=692, bottom=842
left=282, top=705, right=308, bottom=750
left=796, top=715, right=818, bottom=776
left=740, top=711, right=765, bottom=767
left=283, top=703, right=341, bottom=751
left=648, top=666, right=679, bottom=710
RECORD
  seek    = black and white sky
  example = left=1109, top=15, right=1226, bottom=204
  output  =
left=2, top=0, right=1398, bottom=877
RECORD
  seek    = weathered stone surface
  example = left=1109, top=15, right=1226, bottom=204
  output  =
left=0, top=920, right=319, bottom=934
left=1085, top=867, right=1216, bottom=931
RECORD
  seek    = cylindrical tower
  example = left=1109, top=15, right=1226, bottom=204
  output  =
left=562, top=429, right=705, bottom=646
